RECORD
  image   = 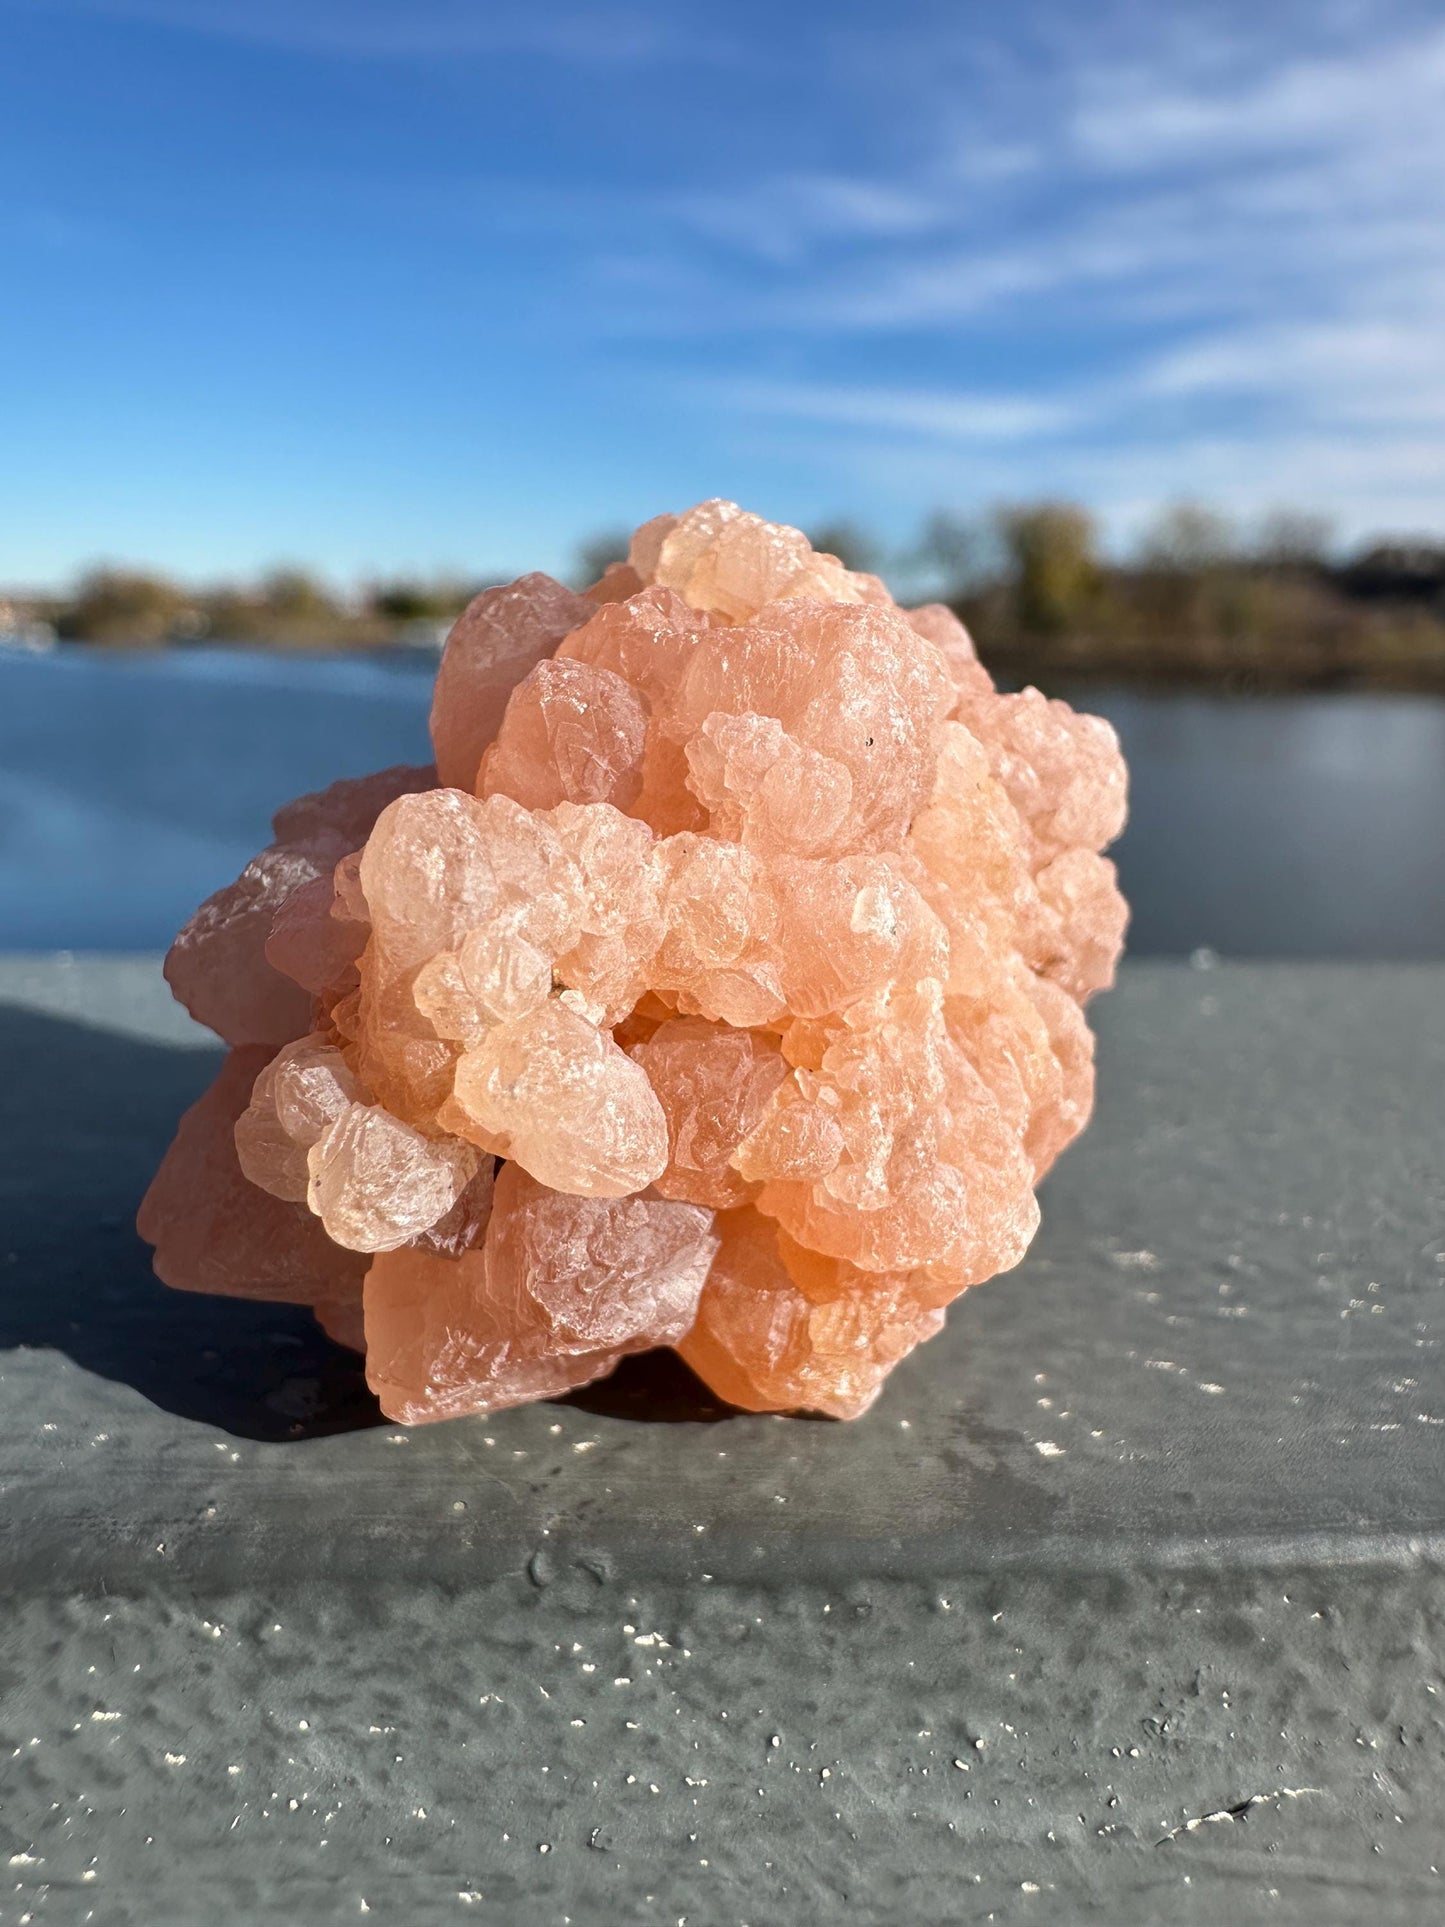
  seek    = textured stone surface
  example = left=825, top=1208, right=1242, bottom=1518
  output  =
left=2, top=956, right=1443, bottom=1923
left=141, top=502, right=1130, bottom=1424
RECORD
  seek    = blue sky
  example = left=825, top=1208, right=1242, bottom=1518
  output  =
left=3, top=0, right=1443, bottom=585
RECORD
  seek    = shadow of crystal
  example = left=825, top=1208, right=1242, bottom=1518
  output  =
left=0, top=1005, right=383, bottom=1442
left=0, top=1003, right=764, bottom=1441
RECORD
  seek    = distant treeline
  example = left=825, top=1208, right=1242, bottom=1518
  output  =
left=6, top=502, right=1445, bottom=689
left=900, top=504, right=1445, bottom=691
left=3, top=567, right=484, bottom=651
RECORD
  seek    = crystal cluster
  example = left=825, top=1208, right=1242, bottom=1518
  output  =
left=139, top=501, right=1127, bottom=1421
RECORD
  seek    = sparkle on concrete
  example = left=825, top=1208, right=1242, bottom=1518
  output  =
left=0, top=955, right=1440, bottom=1925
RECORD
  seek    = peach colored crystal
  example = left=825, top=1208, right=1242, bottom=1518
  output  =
left=139, top=500, right=1129, bottom=1423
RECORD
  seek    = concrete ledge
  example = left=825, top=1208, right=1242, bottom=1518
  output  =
left=0, top=958, right=1441, bottom=1923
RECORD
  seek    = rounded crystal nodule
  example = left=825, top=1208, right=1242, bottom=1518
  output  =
left=140, top=499, right=1128, bottom=1422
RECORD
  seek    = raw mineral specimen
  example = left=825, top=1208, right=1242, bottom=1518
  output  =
left=139, top=500, right=1128, bottom=1422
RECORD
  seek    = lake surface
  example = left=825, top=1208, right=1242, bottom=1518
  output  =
left=2, top=646, right=1442, bottom=957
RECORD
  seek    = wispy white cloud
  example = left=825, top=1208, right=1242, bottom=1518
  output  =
left=663, top=173, right=950, bottom=264
left=637, top=7, right=1445, bottom=537
left=1142, top=319, right=1445, bottom=418
left=691, top=19, right=1445, bottom=333
left=699, top=377, right=1079, bottom=444
left=7, top=0, right=1441, bottom=549
left=1071, top=20, right=1445, bottom=169
left=785, top=417, right=1445, bottom=553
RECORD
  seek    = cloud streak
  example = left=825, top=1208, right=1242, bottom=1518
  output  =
left=699, top=377, right=1080, bottom=444
left=629, top=6, right=1445, bottom=538
left=4, top=0, right=1441, bottom=561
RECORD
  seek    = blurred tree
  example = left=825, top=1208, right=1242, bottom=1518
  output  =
left=199, top=584, right=274, bottom=640
left=806, top=521, right=879, bottom=574
left=1138, top=502, right=1235, bottom=572
left=1255, top=509, right=1334, bottom=570
left=995, top=502, right=1102, bottom=634
left=60, top=568, right=190, bottom=645
left=26, top=500, right=1445, bottom=683
left=258, top=568, right=338, bottom=623
left=575, top=532, right=631, bottom=587
left=1341, top=541, right=1445, bottom=602
left=371, top=578, right=472, bottom=622
left=910, top=511, right=994, bottom=600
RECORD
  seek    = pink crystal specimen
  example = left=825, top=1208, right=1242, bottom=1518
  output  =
left=139, top=500, right=1128, bottom=1422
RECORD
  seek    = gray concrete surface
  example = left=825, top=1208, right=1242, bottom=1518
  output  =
left=0, top=957, right=1441, bottom=1924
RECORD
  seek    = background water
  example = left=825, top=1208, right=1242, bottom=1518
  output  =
left=2, top=647, right=1441, bottom=958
